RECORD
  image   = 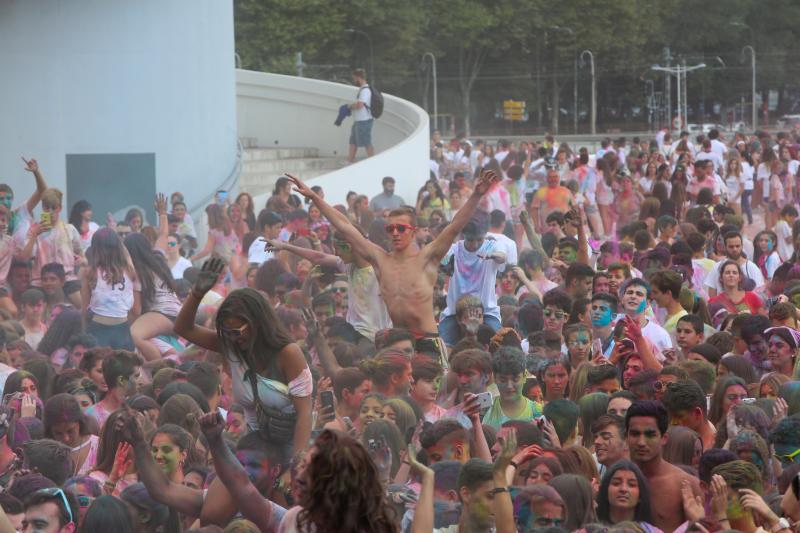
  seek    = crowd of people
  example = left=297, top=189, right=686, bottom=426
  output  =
left=2, top=125, right=800, bottom=532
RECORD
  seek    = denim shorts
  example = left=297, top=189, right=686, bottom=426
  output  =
left=349, top=119, right=373, bottom=147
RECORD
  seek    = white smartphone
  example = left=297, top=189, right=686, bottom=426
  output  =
left=475, top=391, right=493, bottom=410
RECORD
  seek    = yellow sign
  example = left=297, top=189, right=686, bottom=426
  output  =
left=503, top=100, right=526, bottom=121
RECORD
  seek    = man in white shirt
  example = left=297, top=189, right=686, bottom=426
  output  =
left=247, top=210, right=283, bottom=265
left=695, top=140, right=724, bottom=174
left=347, top=68, right=375, bottom=163
left=704, top=231, right=765, bottom=297
left=487, top=210, right=518, bottom=267
left=616, top=278, right=672, bottom=356
left=494, top=139, right=511, bottom=164
left=438, top=220, right=506, bottom=346
left=708, top=129, right=728, bottom=159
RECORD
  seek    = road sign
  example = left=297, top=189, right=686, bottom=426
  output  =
left=503, top=100, right=526, bottom=122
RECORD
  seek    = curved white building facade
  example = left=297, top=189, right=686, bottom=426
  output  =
left=0, top=0, right=237, bottom=223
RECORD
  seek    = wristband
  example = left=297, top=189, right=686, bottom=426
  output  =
left=509, top=460, right=519, bottom=469
left=490, top=487, right=508, bottom=495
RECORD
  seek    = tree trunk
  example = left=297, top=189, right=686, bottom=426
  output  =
left=551, top=64, right=560, bottom=134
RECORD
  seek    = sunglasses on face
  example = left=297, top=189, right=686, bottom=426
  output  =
left=77, top=495, right=94, bottom=508
left=331, top=287, right=347, bottom=294
left=543, top=309, right=566, bottom=319
left=384, top=223, right=415, bottom=235
left=221, top=323, right=248, bottom=339
left=167, top=241, right=178, bottom=247
left=34, top=488, right=74, bottom=524
left=653, top=380, right=677, bottom=391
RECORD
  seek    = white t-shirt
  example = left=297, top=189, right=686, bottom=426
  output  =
left=775, top=219, right=794, bottom=260
left=696, top=151, right=724, bottom=173
left=353, top=86, right=372, bottom=121
left=442, top=239, right=506, bottom=321
left=642, top=319, right=673, bottom=352
left=703, top=258, right=765, bottom=293
left=486, top=232, right=518, bottom=268
left=710, top=138, right=728, bottom=158
left=170, top=257, right=193, bottom=280
left=247, top=237, right=275, bottom=265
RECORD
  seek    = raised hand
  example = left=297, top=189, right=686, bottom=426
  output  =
left=366, top=435, right=393, bottom=484
left=494, top=427, right=517, bottom=472
left=709, top=474, right=729, bottom=522
left=681, top=479, right=705, bottom=523
left=285, top=173, right=316, bottom=200
left=194, top=258, right=225, bottom=296
left=111, top=442, right=133, bottom=481
left=406, top=443, right=433, bottom=478
left=739, top=488, right=778, bottom=523
left=113, top=409, right=145, bottom=444
left=623, top=315, right=642, bottom=340
left=19, top=395, right=36, bottom=418
left=21, top=157, right=39, bottom=174
left=198, top=411, right=226, bottom=442
left=154, top=193, right=168, bottom=216
left=473, top=169, right=500, bottom=196
left=512, top=444, right=543, bottom=467
left=265, top=239, right=283, bottom=253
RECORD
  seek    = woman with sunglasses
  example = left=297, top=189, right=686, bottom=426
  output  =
left=174, top=258, right=312, bottom=458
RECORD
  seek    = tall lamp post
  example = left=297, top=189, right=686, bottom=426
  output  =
left=652, top=62, right=706, bottom=131
left=581, top=50, right=595, bottom=135
left=551, top=26, right=576, bottom=133
left=741, top=46, right=757, bottom=129
left=730, top=22, right=756, bottom=130
left=422, top=52, right=438, bottom=132
left=344, top=28, right=375, bottom=84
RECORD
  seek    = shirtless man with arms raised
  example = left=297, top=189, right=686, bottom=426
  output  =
left=288, top=170, right=498, bottom=367
left=625, top=399, right=702, bottom=532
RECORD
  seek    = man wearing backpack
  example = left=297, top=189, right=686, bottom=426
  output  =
left=348, top=68, right=376, bottom=163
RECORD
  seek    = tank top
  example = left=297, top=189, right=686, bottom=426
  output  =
left=90, top=269, right=136, bottom=318
left=148, top=279, right=182, bottom=317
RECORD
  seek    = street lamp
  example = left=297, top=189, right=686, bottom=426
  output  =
left=730, top=22, right=757, bottom=129
left=421, top=52, right=438, bottom=132
left=652, top=62, right=706, bottom=131
left=551, top=26, right=577, bottom=134
left=580, top=50, right=595, bottom=135
left=741, top=46, right=757, bottom=129
left=344, top=28, right=375, bottom=84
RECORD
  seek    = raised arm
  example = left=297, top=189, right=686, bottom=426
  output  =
left=174, top=259, right=224, bottom=352
left=286, top=173, right=384, bottom=265
left=519, top=211, right=546, bottom=257
left=117, top=411, right=204, bottom=516
left=425, top=169, right=499, bottom=263
left=408, top=445, right=435, bottom=533
left=154, top=193, right=169, bottom=251
left=268, top=239, right=340, bottom=270
left=199, top=411, right=275, bottom=532
left=21, top=157, right=47, bottom=216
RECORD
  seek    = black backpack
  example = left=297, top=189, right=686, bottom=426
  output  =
left=361, top=84, right=384, bottom=119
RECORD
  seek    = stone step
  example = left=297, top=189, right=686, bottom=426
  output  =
left=240, top=167, right=334, bottom=198
left=243, top=147, right=321, bottom=161
left=242, top=157, right=342, bottom=174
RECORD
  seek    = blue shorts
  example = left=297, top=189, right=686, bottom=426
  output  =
left=349, top=119, right=373, bottom=147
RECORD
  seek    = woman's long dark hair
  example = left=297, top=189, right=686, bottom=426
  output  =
left=81, top=495, right=136, bottom=533
left=596, top=460, right=653, bottom=525
left=216, top=289, right=293, bottom=381
left=36, top=309, right=82, bottom=356
left=298, top=430, right=396, bottom=533
left=124, top=233, right=177, bottom=307
left=68, top=200, right=91, bottom=231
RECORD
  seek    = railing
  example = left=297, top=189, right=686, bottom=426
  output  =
left=236, top=69, right=429, bottom=205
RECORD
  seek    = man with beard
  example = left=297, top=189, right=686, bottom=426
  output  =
left=704, top=231, right=764, bottom=298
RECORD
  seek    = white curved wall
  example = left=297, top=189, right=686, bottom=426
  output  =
left=0, top=0, right=237, bottom=218
left=237, top=70, right=429, bottom=206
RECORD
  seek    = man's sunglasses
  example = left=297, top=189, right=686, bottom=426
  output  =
left=543, top=309, right=566, bottom=319
left=384, top=223, right=416, bottom=235
left=34, top=488, right=74, bottom=524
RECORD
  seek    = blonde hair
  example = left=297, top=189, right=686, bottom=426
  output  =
left=41, top=188, right=63, bottom=209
